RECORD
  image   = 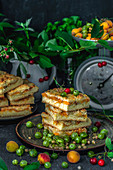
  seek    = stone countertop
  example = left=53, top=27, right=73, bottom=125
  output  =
left=0, top=101, right=112, bottom=170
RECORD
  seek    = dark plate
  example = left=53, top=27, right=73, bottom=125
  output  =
left=16, top=112, right=113, bottom=152
left=0, top=103, right=38, bottom=121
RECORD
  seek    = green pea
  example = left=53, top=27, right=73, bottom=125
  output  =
left=37, top=123, right=43, bottom=129
left=46, top=137, right=52, bottom=143
left=92, top=126, right=98, bottom=133
left=100, top=129, right=108, bottom=136
left=47, top=133, right=53, bottom=138
left=19, top=160, right=27, bottom=167
left=64, top=136, right=70, bottom=143
left=26, top=121, right=34, bottom=128
left=35, top=132, right=42, bottom=139
left=51, top=153, right=58, bottom=159
left=44, top=162, right=51, bottom=169
left=61, top=162, right=68, bottom=168
left=12, top=159, right=18, bottom=165
left=43, top=140, right=50, bottom=147
left=69, top=143, right=76, bottom=150
left=60, top=92, right=67, bottom=97
left=73, top=90, right=79, bottom=96
left=70, top=87, right=74, bottom=93
left=16, top=148, right=24, bottom=156
left=81, top=139, right=87, bottom=144
left=53, top=135, right=59, bottom=140
left=29, top=149, right=38, bottom=157
left=80, top=132, right=88, bottom=139
left=75, top=136, right=82, bottom=144
left=98, top=133, right=105, bottom=139
left=19, top=145, right=26, bottom=151
left=56, top=138, right=64, bottom=144
left=71, top=132, right=78, bottom=140
left=42, top=136, right=46, bottom=140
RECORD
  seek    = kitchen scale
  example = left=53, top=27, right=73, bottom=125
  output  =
left=74, top=56, right=113, bottom=110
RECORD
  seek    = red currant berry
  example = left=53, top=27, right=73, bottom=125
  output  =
left=94, top=121, right=101, bottom=128
left=4, top=48, right=8, bottom=51
left=90, top=158, right=97, bottom=165
left=39, top=78, right=44, bottom=82
left=29, top=60, right=35, bottom=64
left=102, top=61, right=107, bottom=66
left=98, top=159, right=105, bottom=166
left=98, top=62, right=103, bottom=68
left=5, top=55, right=9, bottom=59
left=64, top=88, right=71, bottom=94
left=43, top=76, right=49, bottom=81
left=26, top=74, right=31, bottom=78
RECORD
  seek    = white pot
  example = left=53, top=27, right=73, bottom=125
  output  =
left=10, top=60, right=56, bottom=101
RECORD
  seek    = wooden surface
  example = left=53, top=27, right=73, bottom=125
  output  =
left=0, top=102, right=113, bottom=170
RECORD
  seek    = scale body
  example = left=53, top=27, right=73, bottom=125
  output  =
left=74, top=56, right=113, bottom=110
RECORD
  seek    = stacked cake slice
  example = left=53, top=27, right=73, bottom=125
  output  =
left=0, top=71, right=39, bottom=117
left=41, top=88, right=91, bottom=136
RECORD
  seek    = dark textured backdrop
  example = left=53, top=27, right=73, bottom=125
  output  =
left=0, top=0, right=113, bottom=31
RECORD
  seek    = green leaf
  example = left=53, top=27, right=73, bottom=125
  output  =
left=105, top=137, right=113, bottom=150
left=29, top=52, right=38, bottom=58
left=17, top=63, right=21, bottom=77
left=79, top=40, right=97, bottom=49
left=0, top=157, right=8, bottom=170
left=25, top=18, right=32, bottom=27
left=38, top=30, right=49, bottom=43
left=0, top=13, right=5, bottom=17
left=39, top=55, right=54, bottom=69
left=98, top=40, right=113, bottom=51
left=0, top=22, right=14, bottom=28
left=91, top=19, right=103, bottom=38
left=107, top=152, right=113, bottom=158
left=20, top=63, right=27, bottom=77
left=14, top=28, right=24, bottom=31
left=70, top=16, right=80, bottom=25
left=24, top=161, right=40, bottom=170
left=26, top=27, right=34, bottom=32
left=55, top=30, right=74, bottom=49
left=45, top=43, right=65, bottom=51
left=15, top=21, right=21, bottom=26
left=45, top=38, right=57, bottom=47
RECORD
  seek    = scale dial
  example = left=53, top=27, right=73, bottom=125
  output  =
left=74, top=57, right=113, bottom=110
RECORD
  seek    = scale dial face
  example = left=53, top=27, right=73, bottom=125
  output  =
left=74, top=57, right=113, bottom=110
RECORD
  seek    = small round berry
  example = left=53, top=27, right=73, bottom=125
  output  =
left=43, top=76, right=49, bottom=81
left=39, top=78, right=44, bottom=82
left=94, top=121, right=101, bottom=128
left=29, top=60, right=35, bottom=64
left=90, top=158, right=97, bottom=165
left=98, top=159, right=105, bottom=166
left=64, top=88, right=71, bottom=94
left=111, top=158, right=113, bottom=162
left=5, top=55, right=9, bottom=59
left=26, top=74, right=31, bottom=78
left=4, top=48, right=8, bottom=51
left=98, top=62, right=102, bottom=68
left=102, top=61, right=107, bottom=66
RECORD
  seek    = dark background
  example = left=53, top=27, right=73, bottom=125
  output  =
left=0, top=0, right=113, bottom=32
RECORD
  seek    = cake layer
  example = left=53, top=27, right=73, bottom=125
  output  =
left=0, top=76, right=23, bottom=95
left=42, top=88, right=90, bottom=111
left=45, top=104, right=87, bottom=121
left=10, top=95, right=34, bottom=105
left=0, top=97, right=8, bottom=107
left=7, top=79, right=39, bottom=101
left=44, top=124, right=87, bottom=136
left=0, top=105, right=32, bottom=117
left=0, top=71, right=17, bottom=87
left=41, top=112, right=92, bottom=131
